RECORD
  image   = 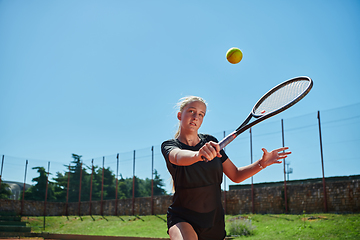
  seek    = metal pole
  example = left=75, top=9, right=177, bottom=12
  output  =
left=21, top=160, right=28, bottom=216
left=132, top=150, right=135, bottom=216
left=250, top=128, right=254, bottom=213
left=282, top=119, right=288, bottom=213
left=317, top=111, right=328, bottom=212
left=44, top=161, right=50, bottom=230
left=101, top=157, right=105, bottom=216
left=89, top=159, right=94, bottom=216
left=115, top=154, right=119, bottom=216
left=0, top=155, right=4, bottom=187
left=151, top=146, right=154, bottom=215
left=78, top=162, right=83, bottom=217
left=66, top=164, right=70, bottom=216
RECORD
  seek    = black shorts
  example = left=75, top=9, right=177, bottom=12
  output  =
left=167, top=214, right=226, bottom=240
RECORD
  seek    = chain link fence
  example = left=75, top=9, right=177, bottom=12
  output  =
left=1, top=103, right=359, bottom=206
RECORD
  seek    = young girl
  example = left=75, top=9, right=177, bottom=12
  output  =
left=161, top=96, right=291, bottom=240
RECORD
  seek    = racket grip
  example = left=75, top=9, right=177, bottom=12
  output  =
left=201, top=131, right=237, bottom=162
left=219, top=131, right=237, bottom=150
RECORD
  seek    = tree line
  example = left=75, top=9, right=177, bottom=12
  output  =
left=0, top=154, right=167, bottom=201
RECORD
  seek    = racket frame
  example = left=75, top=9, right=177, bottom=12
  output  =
left=218, top=76, right=313, bottom=150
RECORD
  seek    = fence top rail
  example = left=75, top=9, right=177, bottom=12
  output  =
left=229, top=174, right=360, bottom=190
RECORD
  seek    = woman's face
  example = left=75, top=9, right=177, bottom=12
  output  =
left=177, top=101, right=207, bottom=133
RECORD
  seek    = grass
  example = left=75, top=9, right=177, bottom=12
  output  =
left=25, top=215, right=169, bottom=238
left=24, top=213, right=360, bottom=239
left=225, top=214, right=360, bottom=239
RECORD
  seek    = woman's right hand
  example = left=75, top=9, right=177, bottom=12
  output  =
left=198, top=141, right=222, bottom=162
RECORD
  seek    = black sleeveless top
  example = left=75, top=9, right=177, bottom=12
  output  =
left=161, top=134, right=228, bottom=228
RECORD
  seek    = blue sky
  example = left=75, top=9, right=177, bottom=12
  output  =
left=1, top=1, right=359, bottom=192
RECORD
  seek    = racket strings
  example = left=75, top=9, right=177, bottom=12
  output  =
left=254, top=80, right=310, bottom=116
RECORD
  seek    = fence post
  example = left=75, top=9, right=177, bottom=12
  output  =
left=250, top=128, right=255, bottom=214
left=89, top=159, right=94, bottom=216
left=21, top=160, right=28, bottom=216
left=115, top=154, right=119, bottom=216
left=281, top=119, right=288, bottom=213
left=101, top=157, right=105, bottom=216
left=66, top=164, right=70, bottom=216
left=78, top=162, right=83, bottom=217
left=132, top=150, right=136, bottom=216
left=317, top=111, right=328, bottom=212
left=44, top=161, right=50, bottom=230
left=151, top=146, right=154, bottom=215
left=0, top=155, right=4, bottom=187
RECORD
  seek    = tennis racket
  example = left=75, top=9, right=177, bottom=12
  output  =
left=218, top=76, right=313, bottom=150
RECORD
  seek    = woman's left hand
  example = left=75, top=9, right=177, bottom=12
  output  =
left=260, top=147, right=291, bottom=168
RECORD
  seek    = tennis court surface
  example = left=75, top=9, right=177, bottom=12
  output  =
left=0, top=233, right=169, bottom=240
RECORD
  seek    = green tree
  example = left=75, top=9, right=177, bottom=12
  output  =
left=0, top=182, right=12, bottom=199
left=152, top=169, right=167, bottom=196
left=65, top=154, right=91, bottom=202
left=24, top=167, right=55, bottom=201
left=137, top=170, right=167, bottom=197
left=102, top=167, right=116, bottom=200
left=52, top=154, right=96, bottom=202
left=91, top=165, right=103, bottom=201
left=50, top=154, right=168, bottom=202
left=52, top=171, right=69, bottom=202
left=91, top=166, right=116, bottom=200
left=117, top=175, right=131, bottom=199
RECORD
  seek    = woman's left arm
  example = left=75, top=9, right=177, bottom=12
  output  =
left=223, top=147, right=291, bottom=183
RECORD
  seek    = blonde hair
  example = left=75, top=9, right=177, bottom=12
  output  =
left=174, top=96, right=207, bottom=138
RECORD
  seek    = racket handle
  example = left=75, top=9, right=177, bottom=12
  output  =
left=201, top=131, right=237, bottom=162
left=219, top=131, right=237, bottom=150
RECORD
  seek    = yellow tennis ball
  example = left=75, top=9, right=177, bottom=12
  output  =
left=226, top=47, right=243, bottom=64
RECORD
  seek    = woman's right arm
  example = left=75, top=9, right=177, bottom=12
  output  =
left=168, top=141, right=222, bottom=166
